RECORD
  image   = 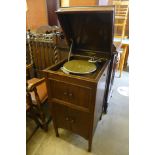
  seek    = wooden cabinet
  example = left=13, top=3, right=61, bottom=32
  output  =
left=53, top=103, right=70, bottom=131
left=44, top=6, right=116, bottom=152
left=52, top=80, right=92, bottom=109
left=103, top=51, right=117, bottom=113
left=53, top=103, right=91, bottom=139
left=45, top=58, right=110, bottom=151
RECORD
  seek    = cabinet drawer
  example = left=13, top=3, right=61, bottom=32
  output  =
left=68, top=108, right=91, bottom=139
left=52, top=80, right=92, bottom=109
left=53, top=103, right=70, bottom=131
left=53, top=103, right=91, bottom=139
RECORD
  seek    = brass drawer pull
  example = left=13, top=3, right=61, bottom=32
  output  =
left=70, top=119, right=75, bottom=123
left=65, top=117, right=69, bottom=121
left=69, top=93, right=73, bottom=97
left=64, top=92, right=67, bottom=95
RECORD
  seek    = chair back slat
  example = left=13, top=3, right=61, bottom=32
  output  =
left=26, top=27, right=68, bottom=78
left=113, top=0, right=129, bottom=46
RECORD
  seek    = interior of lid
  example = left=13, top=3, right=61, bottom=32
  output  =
left=57, top=7, right=114, bottom=53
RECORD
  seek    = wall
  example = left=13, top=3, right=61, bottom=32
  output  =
left=61, top=0, right=109, bottom=7
left=61, top=0, right=69, bottom=7
left=69, top=0, right=98, bottom=6
left=99, top=0, right=108, bottom=5
left=26, top=0, right=48, bottom=30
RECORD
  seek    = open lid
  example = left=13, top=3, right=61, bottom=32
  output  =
left=56, top=6, right=115, bottom=54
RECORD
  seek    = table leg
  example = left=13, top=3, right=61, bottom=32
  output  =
left=119, top=45, right=128, bottom=77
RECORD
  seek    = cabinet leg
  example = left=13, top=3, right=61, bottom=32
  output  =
left=55, top=127, right=59, bottom=137
left=88, top=138, right=92, bottom=152
left=53, top=121, right=59, bottom=137
left=99, top=113, right=102, bottom=120
left=103, top=104, right=108, bottom=114
left=56, top=129, right=59, bottom=137
left=103, top=108, right=107, bottom=114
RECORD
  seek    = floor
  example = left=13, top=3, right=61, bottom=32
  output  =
left=27, top=71, right=129, bottom=155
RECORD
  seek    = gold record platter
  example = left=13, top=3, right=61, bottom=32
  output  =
left=62, top=60, right=97, bottom=74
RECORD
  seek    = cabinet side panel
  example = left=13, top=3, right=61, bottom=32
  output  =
left=93, top=64, right=109, bottom=134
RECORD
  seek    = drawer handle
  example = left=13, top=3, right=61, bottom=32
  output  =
left=63, top=92, right=67, bottom=95
left=65, top=117, right=69, bottom=121
left=70, top=119, right=75, bottom=123
left=69, top=93, right=73, bottom=97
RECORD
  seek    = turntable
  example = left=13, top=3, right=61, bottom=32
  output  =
left=61, top=49, right=108, bottom=75
left=44, top=6, right=117, bottom=152
left=62, top=60, right=97, bottom=74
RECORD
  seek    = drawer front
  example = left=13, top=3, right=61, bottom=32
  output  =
left=53, top=103, right=71, bottom=131
left=68, top=108, right=91, bottom=139
left=52, top=80, right=92, bottom=109
left=53, top=80, right=69, bottom=102
left=53, top=103, right=91, bottom=140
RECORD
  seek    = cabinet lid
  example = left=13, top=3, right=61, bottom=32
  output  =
left=56, top=6, right=115, bottom=54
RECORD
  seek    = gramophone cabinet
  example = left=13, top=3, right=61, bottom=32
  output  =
left=44, top=6, right=117, bottom=152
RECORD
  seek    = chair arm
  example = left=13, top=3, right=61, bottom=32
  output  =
left=27, top=78, right=46, bottom=92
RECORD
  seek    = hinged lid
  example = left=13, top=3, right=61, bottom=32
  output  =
left=56, top=6, right=115, bottom=54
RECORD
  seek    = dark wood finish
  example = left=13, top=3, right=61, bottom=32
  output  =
left=52, top=80, right=92, bottom=109
left=43, top=6, right=117, bottom=152
left=56, top=7, right=114, bottom=54
left=103, top=51, right=117, bottom=113
left=44, top=55, right=110, bottom=151
left=46, top=0, right=59, bottom=26
left=55, top=5, right=117, bottom=117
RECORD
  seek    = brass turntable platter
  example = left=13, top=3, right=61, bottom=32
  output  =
left=63, top=60, right=97, bottom=74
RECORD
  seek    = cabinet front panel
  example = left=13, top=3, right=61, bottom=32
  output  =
left=93, top=65, right=109, bottom=133
left=53, top=103, right=71, bottom=131
left=53, top=103, right=91, bottom=139
left=69, top=108, right=91, bottom=139
left=52, top=80, right=92, bottom=109
left=53, top=80, right=69, bottom=102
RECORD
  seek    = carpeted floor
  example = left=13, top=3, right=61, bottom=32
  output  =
left=26, top=71, right=129, bottom=155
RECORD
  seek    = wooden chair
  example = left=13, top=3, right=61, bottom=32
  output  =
left=113, top=0, right=129, bottom=41
left=36, top=25, right=60, bottom=34
left=26, top=27, right=65, bottom=78
left=26, top=46, right=49, bottom=132
left=27, top=77, right=48, bottom=131
left=26, top=27, right=67, bottom=134
left=26, top=87, right=43, bottom=142
left=113, top=0, right=129, bottom=77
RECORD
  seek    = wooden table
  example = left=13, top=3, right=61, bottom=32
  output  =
left=114, top=38, right=129, bottom=77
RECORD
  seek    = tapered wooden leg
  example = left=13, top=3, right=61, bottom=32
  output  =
left=103, top=103, right=108, bottom=114
left=55, top=128, right=59, bottom=137
left=53, top=120, right=59, bottom=137
left=118, top=45, right=128, bottom=78
left=54, top=125, right=59, bottom=137
left=42, top=123, right=48, bottom=132
left=88, top=138, right=92, bottom=152
left=99, top=113, right=102, bottom=120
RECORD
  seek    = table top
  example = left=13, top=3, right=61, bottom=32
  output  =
left=114, top=38, right=129, bottom=45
